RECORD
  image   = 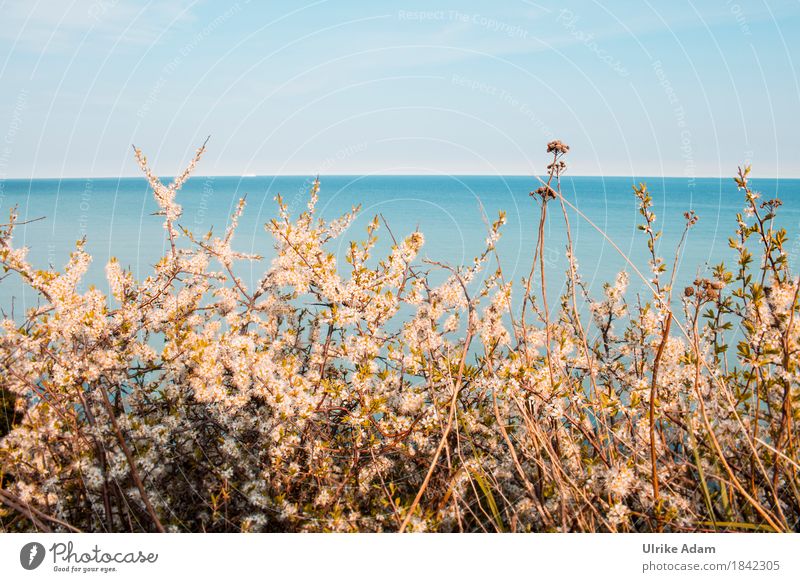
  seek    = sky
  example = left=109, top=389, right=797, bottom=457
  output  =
left=0, top=0, right=799, bottom=178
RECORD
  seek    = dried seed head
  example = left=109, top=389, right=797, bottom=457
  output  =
left=547, top=140, right=570, bottom=154
left=530, top=185, right=556, bottom=200
left=690, top=277, right=725, bottom=303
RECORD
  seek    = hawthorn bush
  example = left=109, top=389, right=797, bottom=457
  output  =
left=0, top=141, right=797, bottom=532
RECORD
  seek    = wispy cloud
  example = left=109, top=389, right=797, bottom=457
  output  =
left=0, top=0, right=198, bottom=53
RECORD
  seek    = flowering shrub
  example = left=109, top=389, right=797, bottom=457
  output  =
left=0, top=141, right=797, bottom=532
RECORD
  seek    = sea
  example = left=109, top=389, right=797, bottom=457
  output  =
left=1, top=175, right=799, bottom=318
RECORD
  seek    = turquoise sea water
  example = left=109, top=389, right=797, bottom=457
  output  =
left=1, top=175, right=799, bottom=316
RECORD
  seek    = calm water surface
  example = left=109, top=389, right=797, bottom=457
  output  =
left=1, top=175, right=799, bottom=316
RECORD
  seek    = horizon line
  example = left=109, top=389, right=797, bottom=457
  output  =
left=4, top=172, right=799, bottom=181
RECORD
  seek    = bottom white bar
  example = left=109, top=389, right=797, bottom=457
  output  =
left=0, top=533, right=797, bottom=581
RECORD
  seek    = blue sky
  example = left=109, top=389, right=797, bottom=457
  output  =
left=0, top=0, right=798, bottom=178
